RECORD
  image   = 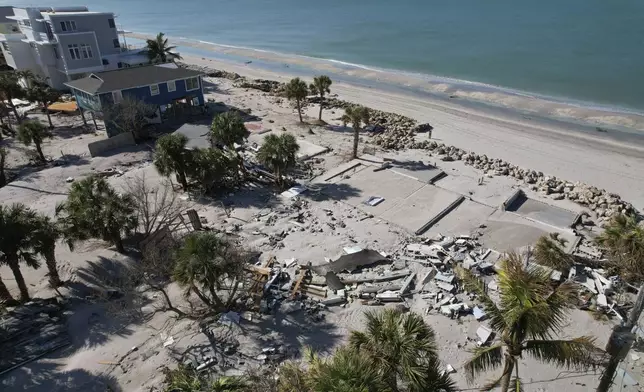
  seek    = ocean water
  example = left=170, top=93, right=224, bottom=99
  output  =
left=7, top=0, right=644, bottom=112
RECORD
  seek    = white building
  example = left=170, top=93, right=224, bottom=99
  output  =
left=0, top=6, right=148, bottom=89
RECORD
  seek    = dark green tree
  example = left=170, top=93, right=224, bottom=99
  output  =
left=33, top=215, right=62, bottom=287
left=56, top=176, right=138, bottom=253
left=309, top=75, right=332, bottom=121
left=146, top=32, right=182, bottom=63
left=0, top=147, right=7, bottom=187
left=256, top=133, right=299, bottom=187
left=25, top=78, right=61, bottom=128
left=341, top=105, right=370, bottom=159
left=459, top=253, right=601, bottom=392
left=210, top=111, right=249, bottom=171
left=0, top=71, right=27, bottom=124
left=349, top=308, right=456, bottom=392
left=285, top=78, right=308, bottom=122
left=17, top=119, right=51, bottom=163
left=154, top=133, right=193, bottom=191
left=0, top=204, right=42, bottom=302
left=173, top=232, right=246, bottom=311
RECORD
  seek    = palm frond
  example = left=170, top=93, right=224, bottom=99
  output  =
left=463, top=344, right=504, bottom=383
left=524, top=336, right=602, bottom=370
left=508, top=376, right=524, bottom=392
left=456, top=266, right=508, bottom=333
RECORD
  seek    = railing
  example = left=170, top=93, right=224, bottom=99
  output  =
left=34, top=31, right=55, bottom=42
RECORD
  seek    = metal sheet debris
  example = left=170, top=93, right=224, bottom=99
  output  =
left=364, top=196, right=385, bottom=206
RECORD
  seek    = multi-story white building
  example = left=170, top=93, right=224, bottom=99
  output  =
left=0, top=6, right=148, bottom=89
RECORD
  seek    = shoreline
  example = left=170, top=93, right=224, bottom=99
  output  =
left=125, top=33, right=644, bottom=210
left=126, top=32, right=644, bottom=133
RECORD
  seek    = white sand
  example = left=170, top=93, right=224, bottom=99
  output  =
left=1, top=52, right=641, bottom=391
left=179, top=52, right=644, bottom=211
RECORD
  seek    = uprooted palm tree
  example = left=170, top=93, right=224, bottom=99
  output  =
left=309, top=75, right=332, bottom=122
left=256, top=133, right=300, bottom=187
left=349, top=308, right=456, bottom=392
left=459, top=253, right=603, bottom=392
left=341, top=105, right=370, bottom=159
left=0, top=203, right=42, bottom=303
left=146, top=32, right=182, bottom=63
left=56, top=176, right=138, bottom=253
left=173, top=232, right=247, bottom=311
left=596, top=214, right=644, bottom=282
left=533, top=233, right=574, bottom=271
left=154, top=133, right=193, bottom=191
left=285, top=77, right=308, bottom=123
left=17, top=119, right=52, bottom=163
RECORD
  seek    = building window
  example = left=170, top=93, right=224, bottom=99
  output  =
left=53, top=46, right=59, bottom=59
left=191, top=96, right=200, bottom=106
left=102, top=58, right=109, bottom=65
left=113, top=39, right=120, bottom=48
left=80, top=44, right=93, bottom=59
left=60, top=20, right=77, bottom=32
left=112, top=90, right=123, bottom=103
left=108, top=18, right=116, bottom=28
left=68, top=44, right=80, bottom=60
left=150, top=84, right=160, bottom=96
left=185, top=77, right=199, bottom=91
left=117, top=62, right=123, bottom=69
left=167, top=80, right=176, bottom=92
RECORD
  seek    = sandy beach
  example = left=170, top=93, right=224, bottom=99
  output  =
left=146, top=38, right=644, bottom=211
left=2, top=34, right=644, bottom=392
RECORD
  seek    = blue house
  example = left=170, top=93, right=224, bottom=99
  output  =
left=64, top=64, right=205, bottom=136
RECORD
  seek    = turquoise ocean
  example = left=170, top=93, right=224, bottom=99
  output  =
left=5, top=0, right=644, bottom=114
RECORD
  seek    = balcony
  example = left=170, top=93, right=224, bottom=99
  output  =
left=31, top=31, right=56, bottom=43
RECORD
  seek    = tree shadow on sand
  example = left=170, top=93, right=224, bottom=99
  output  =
left=168, top=308, right=342, bottom=373
left=1, top=360, right=123, bottom=392
left=61, top=255, right=152, bottom=352
left=303, top=182, right=362, bottom=203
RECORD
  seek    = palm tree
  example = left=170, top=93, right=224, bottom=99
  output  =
left=596, top=214, right=644, bottom=281
left=210, top=111, right=250, bottom=150
left=0, top=204, right=42, bottom=302
left=459, top=253, right=601, bottom=392
left=341, top=105, right=370, bottom=159
left=56, top=176, right=138, bottom=253
left=0, top=71, right=27, bottom=124
left=25, top=78, right=61, bottom=129
left=533, top=233, right=574, bottom=271
left=309, top=75, right=332, bottom=121
left=307, top=346, right=391, bottom=392
left=349, top=308, right=455, bottom=392
left=154, top=133, right=193, bottom=191
left=162, top=364, right=245, bottom=392
left=0, top=147, right=7, bottom=187
left=173, top=232, right=246, bottom=311
left=285, top=78, right=308, bottom=123
left=256, top=133, right=300, bottom=187
left=210, top=111, right=249, bottom=172
left=0, top=273, right=13, bottom=304
left=146, top=32, right=182, bottom=64
left=32, top=215, right=62, bottom=287
left=17, top=119, right=52, bottom=163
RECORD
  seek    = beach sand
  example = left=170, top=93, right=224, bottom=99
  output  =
left=168, top=46, right=644, bottom=211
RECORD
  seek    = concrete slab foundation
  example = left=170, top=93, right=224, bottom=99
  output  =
left=380, top=186, right=464, bottom=234
left=478, top=210, right=578, bottom=253
left=505, top=192, right=579, bottom=228
left=423, top=200, right=496, bottom=238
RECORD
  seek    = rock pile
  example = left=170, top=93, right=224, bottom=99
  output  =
left=237, top=79, right=283, bottom=94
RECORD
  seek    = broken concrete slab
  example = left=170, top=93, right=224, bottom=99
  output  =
left=311, top=249, right=387, bottom=275
left=476, top=325, right=494, bottom=345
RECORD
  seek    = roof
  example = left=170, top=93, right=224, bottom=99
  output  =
left=172, top=123, right=211, bottom=150
left=64, top=64, right=203, bottom=95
